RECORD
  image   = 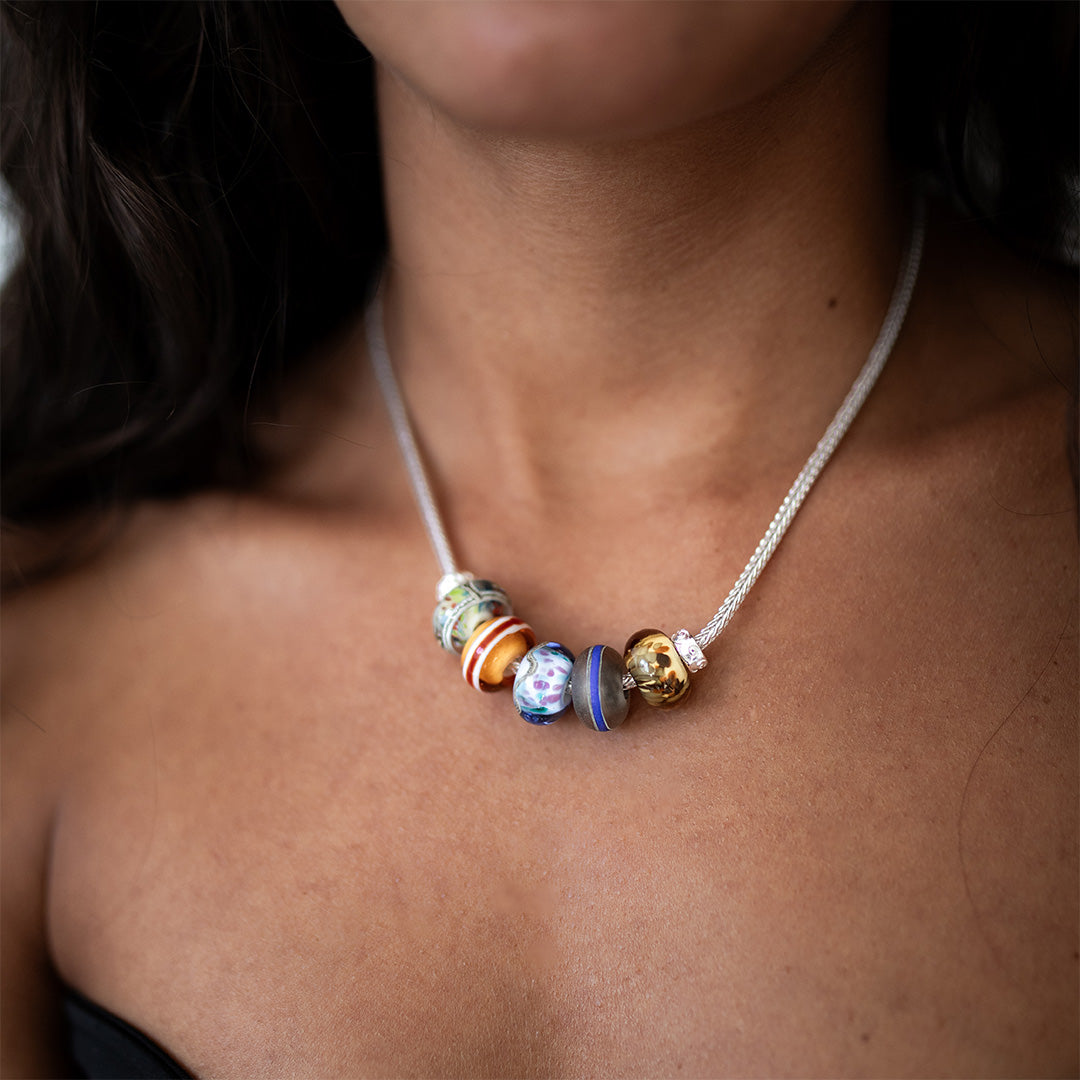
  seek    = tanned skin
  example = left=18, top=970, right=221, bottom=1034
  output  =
left=4, top=3, right=1076, bottom=1076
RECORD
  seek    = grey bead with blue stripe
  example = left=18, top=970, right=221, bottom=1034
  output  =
left=571, top=645, right=630, bottom=732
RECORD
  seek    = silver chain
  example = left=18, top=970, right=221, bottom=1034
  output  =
left=695, top=195, right=925, bottom=649
left=367, top=192, right=925, bottom=666
left=367, top=300, right=459, bottom=580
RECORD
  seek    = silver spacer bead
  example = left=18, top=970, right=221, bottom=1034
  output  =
left=672, top=628, right=708, bottom=672
left=435, top=570, right=475, bottom=600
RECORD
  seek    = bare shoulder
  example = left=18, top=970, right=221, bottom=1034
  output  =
left=2, top=497, right=251, bottom=800
left=5, top=498, right=236, bottom=707
left=902, top=205, right=1079, bottom=718
left=904, top=204, right=1078, bottom=987
left=0, top=496, right=258, bottom=1076
left=881, top=205, right=1077, bottom=565
left=822, top=211, right=1078, bottom=1072
left=4, top=493, right=354, bottom=710
left=1, top=480, right=413, bottom=777
left=902, top=204, right=1077, bottom=436
left=2, top=627, right=71, bottom=1077
left=0, top=515, right=177, bottom=1077
left=877, top=206, right=1079, bottom=828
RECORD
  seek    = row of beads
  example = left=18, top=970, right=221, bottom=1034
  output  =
left=433, top=576, right=704, bottom=731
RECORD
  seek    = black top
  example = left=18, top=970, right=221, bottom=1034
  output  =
left=63, top=988, right=194, bottom=1079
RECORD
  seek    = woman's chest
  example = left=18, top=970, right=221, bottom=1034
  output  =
left=45, top=596, right=1075, bottom=1078
left=25, top=469, right=1073, bottom=1076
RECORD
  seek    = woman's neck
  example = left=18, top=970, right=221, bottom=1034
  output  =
left=374, top=3, right=906, bottom=503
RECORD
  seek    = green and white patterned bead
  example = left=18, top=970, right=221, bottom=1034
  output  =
left=432, top=578, right=513, bottom=654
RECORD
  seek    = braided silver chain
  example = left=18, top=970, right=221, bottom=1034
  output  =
left=367, top=192, right=926, bottom=669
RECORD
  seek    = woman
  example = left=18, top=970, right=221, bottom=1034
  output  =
left=2, top=2, right=1076, bottom=1076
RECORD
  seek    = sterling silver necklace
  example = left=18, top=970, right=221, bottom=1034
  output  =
left=366, top=196, right=925, bottom=731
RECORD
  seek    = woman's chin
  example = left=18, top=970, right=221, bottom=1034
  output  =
left=341, top=0, right=858, bottom=142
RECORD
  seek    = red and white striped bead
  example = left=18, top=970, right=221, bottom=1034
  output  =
left=461, top=616, right=537, bottom=692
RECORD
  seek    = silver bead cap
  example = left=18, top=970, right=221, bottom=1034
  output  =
left=435, top=571, right=475, bottom=600
left=672, top=629, right=708, bottom=672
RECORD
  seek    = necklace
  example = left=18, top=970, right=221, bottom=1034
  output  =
left=366, top=196, right=926, bottom=732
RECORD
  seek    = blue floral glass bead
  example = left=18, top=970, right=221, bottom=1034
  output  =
left=432, top=579, right=512, bottom=654
left=512, top=642, right=575, bottom=725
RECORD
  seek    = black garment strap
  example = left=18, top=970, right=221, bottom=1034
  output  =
left=63, top=987, right=194, bottom=1079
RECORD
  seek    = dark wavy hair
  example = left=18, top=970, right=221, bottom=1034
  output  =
left=1, top=1, right=384, bottom=569
left=1, top=1, right=1077, bottom=579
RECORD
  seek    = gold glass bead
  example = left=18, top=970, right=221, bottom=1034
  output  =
left=623, top=628, right=691, bottom=708
left=461, top=616, right=537, bottom=692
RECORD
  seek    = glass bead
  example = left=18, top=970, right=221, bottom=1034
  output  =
left=432, top=579, right=512, bottom=654
left=513, top=642, right=575, bottom=725
left=571, top=644, right=630, bottom=732
left=461, top=616, right=537, bottom=692
left=623, top=628, right=691, bottom=708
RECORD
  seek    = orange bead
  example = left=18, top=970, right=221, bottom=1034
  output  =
left=461, top=616, right=537, bottom=692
